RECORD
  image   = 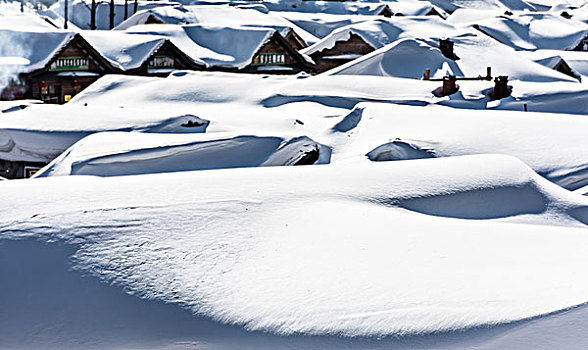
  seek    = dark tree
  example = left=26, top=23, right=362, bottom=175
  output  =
left=109, top=0, right=114, bottom=29
left=64, top=0, right=68, bottom=29
left=90, top=0, right=96, bottom=30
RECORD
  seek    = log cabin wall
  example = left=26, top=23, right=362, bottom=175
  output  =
left=0, top=159, right=48, bottom=179
left=310, top=33, right=374, bottom=73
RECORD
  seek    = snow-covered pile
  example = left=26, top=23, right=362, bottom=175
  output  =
left=3, top=154, right=588, bottom=346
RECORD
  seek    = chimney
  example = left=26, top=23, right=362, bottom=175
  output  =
left=442, top=75, right=459, bottom=96
left=439, top=38, right=459, bottom=60
left=491, top=76, right=511, bottom=100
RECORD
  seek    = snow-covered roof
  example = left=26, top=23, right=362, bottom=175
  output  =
left=0, top=28, right=75, bottom=73
left=125, top=24, right=303, bottom=69
left=251, top=0, right=393, bottom=16
left=427, top=0, right=537, bottom=13
left=474, top=12, right=588, bottom=51
left=301, top=17, right=473, bottom=56
left=82, top=31, right=169, bottom=71
left=326, top=36, right=578, bottom=83
left=518, top=49, right=588, bottom=77
left=115, top=5, right=319, bottom=45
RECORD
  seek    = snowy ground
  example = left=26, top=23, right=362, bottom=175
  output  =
left=2, top=1, right=588, bottom=345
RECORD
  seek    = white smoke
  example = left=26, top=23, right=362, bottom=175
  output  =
left=0, top=3, right=32, bottom=99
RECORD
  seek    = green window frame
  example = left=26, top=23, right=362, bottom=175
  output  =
left=252, top=53, right=285, bottom=66
left=49, top=56, right=89, bottom=71
left=148, top=55, right=175, bottom=68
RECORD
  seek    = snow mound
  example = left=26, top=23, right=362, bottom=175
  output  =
left=2, top=155, right=588, bottom=341
left=34, top=132, right=330, bottom=177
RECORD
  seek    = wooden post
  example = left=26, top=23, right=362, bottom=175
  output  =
left=423, top=68, right=431, bottom=80
left=486, top=66, right=492, bottom=80
left=133, top=0, right=138, bottom=14
left=524, top=103, right=528, bottom=112
left=124, top=0, right=128, bottom=20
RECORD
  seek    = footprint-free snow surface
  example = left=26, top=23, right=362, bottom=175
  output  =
left=2, top=67, right=588, bottom=348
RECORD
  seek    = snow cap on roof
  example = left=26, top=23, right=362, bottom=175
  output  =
left=82, top=31, right=169, bottom=71
left=115, top=4, right=319, bottom=45
left=301, top=17, right=472, bottom=56
left=125, top=24, right=282, bottom=69
left=326, top=35, right=578, bottom=83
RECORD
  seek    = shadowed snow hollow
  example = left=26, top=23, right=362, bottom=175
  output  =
left=34, top=132, right=330, bottom=177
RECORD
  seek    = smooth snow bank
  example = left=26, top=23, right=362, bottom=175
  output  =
left=326, top=36, right=576, bottom=82
left=2, top=155, right=588, bottom=340
left=34, top=132, right=330, bottom=177
left=474, top=12, right=588, bottom=51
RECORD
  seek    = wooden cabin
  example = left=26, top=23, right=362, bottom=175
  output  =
left=217, top=31, right=315, bottom=74
left=307, top=33, right=374, bottom=73
left=139, top=40, right=200, bottom=76
left=22, top=34, right=116, bottom=104
left=0, top=159, right=47, bottom=179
